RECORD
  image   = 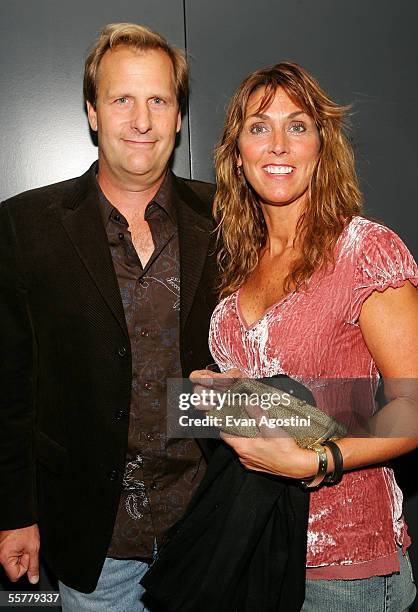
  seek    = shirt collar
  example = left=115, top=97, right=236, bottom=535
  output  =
left=96, top=169, right=176, bottom=227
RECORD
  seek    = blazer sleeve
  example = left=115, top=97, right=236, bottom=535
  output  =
left=0, top=202, right=37, bottom=529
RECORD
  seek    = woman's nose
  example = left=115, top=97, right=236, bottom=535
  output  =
left=269, top=129, right=289, bottom=155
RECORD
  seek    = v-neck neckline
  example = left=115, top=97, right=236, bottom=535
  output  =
left=235, top=287, right=296, bottom=331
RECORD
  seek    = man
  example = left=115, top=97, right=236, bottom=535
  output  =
left=0, top=23, right=217, bottom=610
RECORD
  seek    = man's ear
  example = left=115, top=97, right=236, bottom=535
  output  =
left=176, top=109, right=182, bottom=134
left=86, top=101, right=98, bottom=132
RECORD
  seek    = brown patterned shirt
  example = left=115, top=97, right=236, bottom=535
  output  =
left=96, top=172, right=205, bottom=559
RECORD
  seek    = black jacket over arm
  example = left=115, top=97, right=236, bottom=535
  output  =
left=0, top=164, right=217, bottom=592
left=141, top=377, right=313, bottom=612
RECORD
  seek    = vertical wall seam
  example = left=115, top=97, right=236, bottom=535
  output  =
left=182, top=0, right=193, bottom=179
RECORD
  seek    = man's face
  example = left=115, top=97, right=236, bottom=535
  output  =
left=87, top=46, right=181, bottom=188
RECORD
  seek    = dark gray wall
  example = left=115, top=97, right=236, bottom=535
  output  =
left=186, top=0, right=418, bottom=258
left=1, top=0, right=417, bottom=608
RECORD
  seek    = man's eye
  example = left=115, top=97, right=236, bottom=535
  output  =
left=115, top=97, right=129, bottom=105
left=151, top=97, right=165, bottom=105
left=249, top=123, right=268, bottom=135
left=289, top=122, right=306, bottom=133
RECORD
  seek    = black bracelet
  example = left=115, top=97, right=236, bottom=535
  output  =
left=323, top=440, right=344, bottom=485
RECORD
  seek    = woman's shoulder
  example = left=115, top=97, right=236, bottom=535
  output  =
left=330, top=216, right=417, bottom=294
left=342, top=216, right=399, bottom=242
left=338, top=216, right=414, bottom=260
left=341, top=217, right=418, bottom=323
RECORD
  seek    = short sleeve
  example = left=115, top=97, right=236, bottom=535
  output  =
left=349, top=224, right=418, bottom=323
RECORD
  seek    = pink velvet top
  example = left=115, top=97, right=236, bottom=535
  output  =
left=209, top=217, right=418, bottom=580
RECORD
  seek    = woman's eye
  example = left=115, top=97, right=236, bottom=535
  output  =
left=289, top=122, right=306, bottom=133
left=249, top=123, right=268, bottom=135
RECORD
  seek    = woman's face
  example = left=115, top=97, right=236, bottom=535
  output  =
left=237, top=86, right=321, bottom=210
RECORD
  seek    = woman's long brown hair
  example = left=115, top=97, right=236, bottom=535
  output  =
left=214, top=62, right=363, bottom=297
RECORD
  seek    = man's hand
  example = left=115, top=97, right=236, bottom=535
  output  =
left=0, top=525, right=40, bottom=584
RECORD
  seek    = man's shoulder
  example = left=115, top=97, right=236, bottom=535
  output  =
left=172, top=175, right=215, bottom=219
left=2, top=166, right=93, bottom=216
left=177, top=177, right=216, bottom=201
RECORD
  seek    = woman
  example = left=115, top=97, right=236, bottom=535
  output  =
left=202, top=62, right=418, bottom=610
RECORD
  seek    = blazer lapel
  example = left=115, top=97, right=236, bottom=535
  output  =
left=173, top=176, right=214, bottom=332
left=57, top=169, right=128, bottom=338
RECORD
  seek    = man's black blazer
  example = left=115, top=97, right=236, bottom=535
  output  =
left=0, top=164, right=217, bottom=592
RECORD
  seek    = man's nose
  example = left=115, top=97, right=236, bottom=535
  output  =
left=131, top=101, right=152, bottom=133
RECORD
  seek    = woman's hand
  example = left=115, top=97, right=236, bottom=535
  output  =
left=189, top=368, right=319, bottom=480
left=220, top=400, right=318, bottom=479
left=220, top=430, right=318, bottom=480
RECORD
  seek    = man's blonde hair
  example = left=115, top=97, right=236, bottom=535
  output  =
left=83, top=23, right=188, bottom=111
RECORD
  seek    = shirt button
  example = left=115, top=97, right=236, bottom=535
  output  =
left=145, top=433, right=154, bottom=441
left=118, top=346, right=127, bottom=357
left=150, top=480, right=159, bottom=490
left=114, top=214, right=121, bottom=222
left=118, top=232, right=124, bottom=241
left=108, top=469, right=118, bottom=481
left=140, top=329, right=149, bottom=338
left=144, top=381, right=152, bottom=391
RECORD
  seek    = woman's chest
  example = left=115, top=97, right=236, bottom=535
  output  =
left=238, top=253, right=293, bottom=327
left=210, top=271, right=370, bottom=378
